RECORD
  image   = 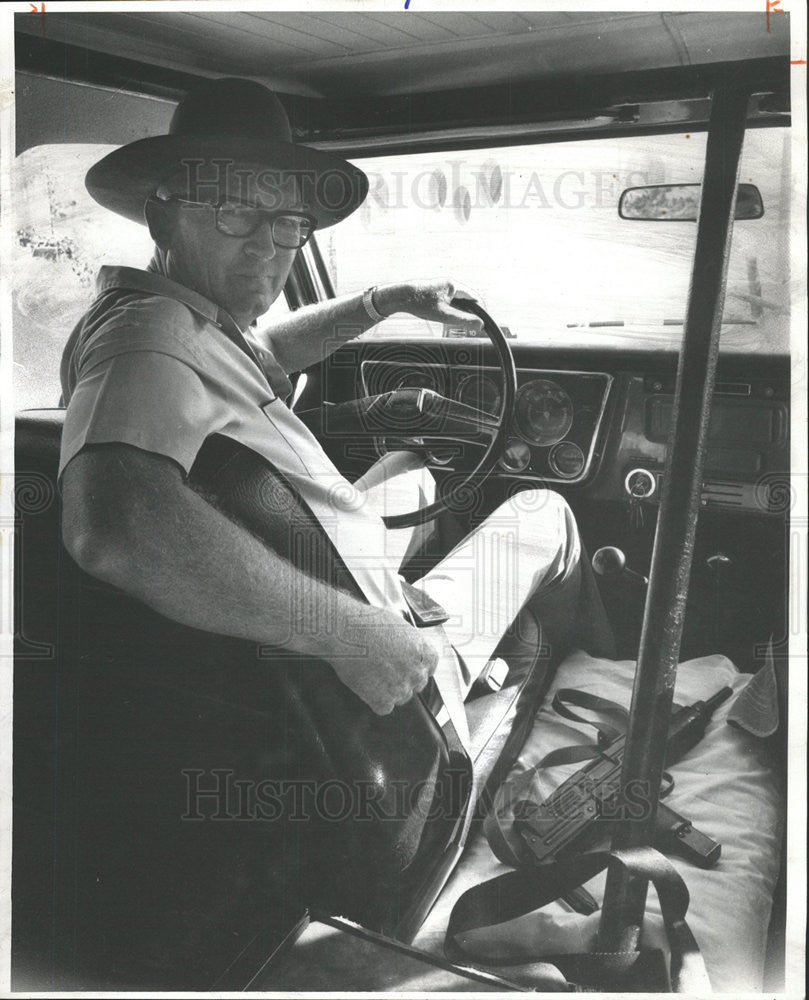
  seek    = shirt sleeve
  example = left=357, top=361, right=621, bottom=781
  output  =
left=59, top=349, right=222, bottom=479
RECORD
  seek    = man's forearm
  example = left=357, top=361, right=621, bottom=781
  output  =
left=62, top=446, right=443, bottom=714
left=62, top=447, right=392, bottom=663
left=258, top=283, right=412, bottom=373
left=129, top=487, right=375, bottom=660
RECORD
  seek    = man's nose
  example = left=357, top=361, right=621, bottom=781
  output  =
left=243, top=218, right=277, bottom=260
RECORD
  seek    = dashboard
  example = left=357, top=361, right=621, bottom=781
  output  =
left=360, top=360, right=612, bottom=485
left=362, top=361, right=612, bottom=483
left=319, top=340, right=790, bottom=519
left=598, top=372, right=790, bottom=516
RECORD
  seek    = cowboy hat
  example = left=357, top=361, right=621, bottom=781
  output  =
left=85, top=77, right=368, bottom=229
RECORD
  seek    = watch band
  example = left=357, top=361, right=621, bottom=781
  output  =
left=362, top=286, right=386, bottom=324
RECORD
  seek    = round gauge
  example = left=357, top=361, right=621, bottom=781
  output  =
left=458, top=375, right=502, bottom=416
left=515, top=380, right=574, bottom=447
left=499, top=438, right=532, bottom=473
left=549, top=441, right=586, bottom=479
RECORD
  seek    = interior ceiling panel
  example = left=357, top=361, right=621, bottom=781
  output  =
left=246, top=12, right=410, bottom=51
left=15, top=10, right=789, bottom=99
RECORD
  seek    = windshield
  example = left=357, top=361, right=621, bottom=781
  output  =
left=319, top=128, right=790, bottom=353
left=12, top=127, right=791, bottom=410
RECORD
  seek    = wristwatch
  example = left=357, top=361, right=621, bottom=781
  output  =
left=362, top=286, right=387, bottom=324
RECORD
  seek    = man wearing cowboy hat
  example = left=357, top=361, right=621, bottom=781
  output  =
left=59, top=78, right=613, bottom=722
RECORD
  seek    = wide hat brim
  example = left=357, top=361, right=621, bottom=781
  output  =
left=85, top=134, right=369, bottom=229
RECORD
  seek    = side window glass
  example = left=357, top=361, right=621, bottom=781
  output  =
left=14, top=144, right=154, bottom=410
left=13, top=144, right=293, bottom=410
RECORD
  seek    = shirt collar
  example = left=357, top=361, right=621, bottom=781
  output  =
left=95, top=265, right=242, bottom=337
left=94, top=265, right=272, bottom=382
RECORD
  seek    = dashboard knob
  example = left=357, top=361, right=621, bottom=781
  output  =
left=624, top=467, right=656, bottom=500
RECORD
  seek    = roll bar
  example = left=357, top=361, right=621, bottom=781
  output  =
left=597, top=80, right=754, bottom=952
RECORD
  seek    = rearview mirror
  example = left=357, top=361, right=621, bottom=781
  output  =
left=618, top=183, right=764, bottom=221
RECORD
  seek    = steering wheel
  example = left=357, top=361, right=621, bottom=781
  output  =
left=312, top=299, right=518, bottom=529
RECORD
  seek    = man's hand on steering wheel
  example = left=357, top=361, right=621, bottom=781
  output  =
left=371, top=279, right=486, bottom=334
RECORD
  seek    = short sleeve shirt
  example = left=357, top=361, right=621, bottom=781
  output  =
left=60, top=266, right=408, bottom=615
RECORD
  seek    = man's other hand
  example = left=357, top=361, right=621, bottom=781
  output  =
left=373, top=279, right=485, bottom=334
left=329, top=608, right=443, bottom=715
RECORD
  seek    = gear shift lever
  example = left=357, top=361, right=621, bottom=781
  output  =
left=592, top=546, right=649, bottom=587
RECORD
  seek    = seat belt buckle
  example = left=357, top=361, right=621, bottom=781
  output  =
left=473, top=657, right=510, bottom=694
left=400, top=579, right=450, bottom=627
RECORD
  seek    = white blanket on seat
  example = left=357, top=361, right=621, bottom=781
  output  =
left=412, top=651, right=785, bottom=993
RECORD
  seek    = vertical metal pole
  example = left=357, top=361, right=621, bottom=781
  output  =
left=597, top=82, right=752, bottom=952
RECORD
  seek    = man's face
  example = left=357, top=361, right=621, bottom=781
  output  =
left=154, top=164, right=302, bottom=328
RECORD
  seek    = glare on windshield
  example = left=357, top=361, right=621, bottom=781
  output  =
left=12, top=128, right=791, bottom=409
left=320, top=129, right=790, bottom=353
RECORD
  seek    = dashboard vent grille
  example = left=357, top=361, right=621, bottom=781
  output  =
left=701, top=481, right=745, bottom=507
left=714, top=382, right=752, bottom=396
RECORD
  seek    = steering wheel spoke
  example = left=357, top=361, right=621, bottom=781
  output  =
left=314, top=388, right=498, bottom=439
left=309, top=300, right=517, bottom=528
left=383, top=302, right=517, bottom=527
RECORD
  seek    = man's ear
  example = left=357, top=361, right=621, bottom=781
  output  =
left=144, top=197, right=175, bottom=250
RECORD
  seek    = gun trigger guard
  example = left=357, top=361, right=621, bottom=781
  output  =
left=660, top=771, right=675, bottom=798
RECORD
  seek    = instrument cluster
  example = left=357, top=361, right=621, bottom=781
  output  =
left=360, top=361, right=612, bottom=484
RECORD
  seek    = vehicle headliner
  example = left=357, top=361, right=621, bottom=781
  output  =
left=14, top=10, right=790, bottom=98
left=15, top=11, right=791, bottom=156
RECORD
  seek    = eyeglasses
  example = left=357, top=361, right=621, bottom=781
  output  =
left=157, top=196, right=315, bottom=248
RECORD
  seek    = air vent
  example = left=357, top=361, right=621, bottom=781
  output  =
left=701, top=482, right=745, bottom=507
left=714, top=382, right=752, bottom=396
left=656, top=477, right=777, bottom=514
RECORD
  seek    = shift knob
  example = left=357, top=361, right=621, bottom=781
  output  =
left=592, top=546, right=626, bottom=577
left=592, top=546, right=649, bottom=586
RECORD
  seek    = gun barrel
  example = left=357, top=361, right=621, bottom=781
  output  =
left=665, top=685, right=734, bottom=764
left=702, top=685, right=734, bottom=714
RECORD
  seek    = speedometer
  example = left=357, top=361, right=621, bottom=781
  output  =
left=515, top=380, right=574, bottom=447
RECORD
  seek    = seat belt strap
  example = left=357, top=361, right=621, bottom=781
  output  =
left=444, top=846, right=711, bottom=993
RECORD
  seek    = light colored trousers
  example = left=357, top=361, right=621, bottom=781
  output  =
left=363, top=469, right=585, bottom=702
left=363, top=467, right=604, bottom=837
